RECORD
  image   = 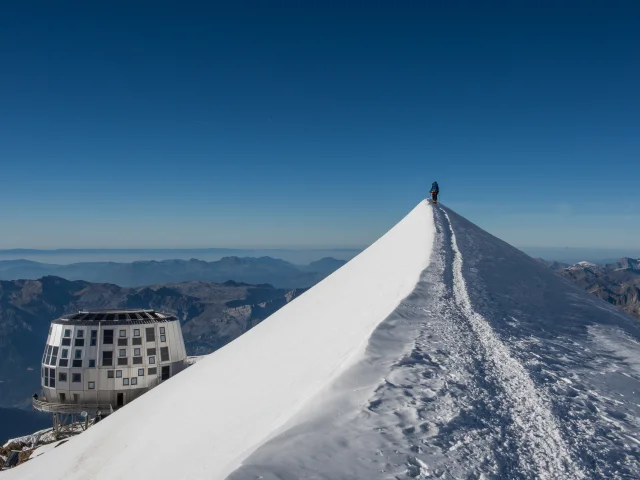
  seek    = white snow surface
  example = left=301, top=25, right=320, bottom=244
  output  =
left=6, top=200, right=435, bottom=480
left=8, top=201, right=640, bottom=479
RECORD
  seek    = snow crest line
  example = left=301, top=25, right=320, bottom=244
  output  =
left=441, top=208, right=584, bottom=479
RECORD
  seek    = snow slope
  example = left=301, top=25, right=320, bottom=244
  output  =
left=230, top=205, right=640, bottom=479
left=5, top=200, right=435, bottom=480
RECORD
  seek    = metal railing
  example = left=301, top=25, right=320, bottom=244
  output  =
left=33, top=398, right=113, bottom=415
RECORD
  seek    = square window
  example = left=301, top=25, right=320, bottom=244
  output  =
left=62, top=338, right=71, bottom=346
left=77, top=330, right=84, bottom=338
left=88, top=381, right=95, bottom=389
left=116, top=370, right=122, bottom=378
left=64, top=329, right=71, bottom=338
left=160, top=335, right=166, bottom=342
left=89, top=359, right=96, bottom=368
left=149, top=356, right=156, bottom=364
left=134, top=329, right=140, bottom=337
left=90, top=338, right=97, bottom=346
left=91, top=330, right=97, bottom=337
left=61, top=349, right=69, bottom=358
left=119, top=330, right=127, bottom=338
left=74, top=350, right=82, bottom=359
left=134, top=348, right=141, bottom=356
left=58, top=372, right=67, bottom=382
left=74, top=338, right=85, bottom=347
left=147, top=348, right=156, bottom=356
left=107, top=370, right=114, bottom=378
left=123, top=378, right=129, bottom=386
left=132, top=337, right=142, bottom=345
left=148, top=367, right=157, bottom=375
left=118, top=357, right=128, bottom=366
left=119, top=349, right=126, bottom=357
left=159, top=327, right=165, bottom=334
left=102, top=351, right=113, bottom=367
left=138, top=368, right=144, bottom=376
left=133, top=357, right=143, bottom=365
left=59, top=359, right=68, bottom=367
left=72, top=373, right=81, bottom=383
left=73, top=360, right=82, bottom=368
left=131, top=377, right=138, bottom=386
left=118, top=338, right=128, bottom=346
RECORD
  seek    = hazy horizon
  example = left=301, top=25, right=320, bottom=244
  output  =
left=0, top=245, right=639, bottom=267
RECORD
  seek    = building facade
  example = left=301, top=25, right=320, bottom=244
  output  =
left=39, top=309, right=187, bottom=409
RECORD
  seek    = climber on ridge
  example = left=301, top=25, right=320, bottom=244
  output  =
left=430, top=181, right=439, bottom=204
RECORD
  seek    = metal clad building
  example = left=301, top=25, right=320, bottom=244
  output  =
left=38, top=309, right=187, bottom=410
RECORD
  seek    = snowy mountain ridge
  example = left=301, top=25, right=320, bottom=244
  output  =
left=6, top=200, right=640, bottom=479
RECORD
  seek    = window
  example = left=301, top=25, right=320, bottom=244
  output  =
left=138, top=368, right=144, bottom=376
left=131, top=377, right=138, bottom=386
left=116, top=370, right=122, bottom=378
left=133, top=357, right=142, bottom=365
left=73, top=359, right=82, bottom=368
left=160, top=335, right=166, bottom=342
left=132, top=337, right=142, bottom=346
left=59, top=359, right=68, bottom=367
left=119, top=349, right=126, bottom=357
left=51, top=346, right=59, bottom=365
left=118, top=338, right=128, bottom=346
left=74, top=350, right=82, bottom=359
left=61, top=349, right=69, bottom=359
left=62, top=338, right=71, bottom=346
left=59, top=372, right=67, bottom=382
left=145, top=327, right=155, bottom=342
left=49, top=368, right=55, bottom=388
left=89, top=359, right=96, bottom=368
left=45, top=345, right=53, bottom=365
left=148, top=356, right=156, bottom=364
left=103, top=329, right=114, bottom=345
left=147, top=348, right=156, bottom=356
left=90, top=330, right=97, bottom=346
left=134, top=348, right=141, bottom=356
left=148, top=367, right=157, bottom=375
left=159, top=327, right=165, bottom=334
left=74, top=338, right=85, bottom=347
left=72, top=373, right=81, bottom=383
left=102, top=351, right=113, bottom=367
left=44, top=367, right=49, bottom=387
left=88, top=381, right=95, bottom=390
left=64, top=329, right=71, bottom=338
left=119, top=330, right=127, bottom=338
left=123, top=378, right=129, bottom=386
left=134, top=329, right=140, bottom=337
left=77, top=330, right=84, bottom=338
left=107, top=370, right=114, bottom=378
left=160, top=347, right=169, bottom=362
left=118, top=357, right=128, bottom=365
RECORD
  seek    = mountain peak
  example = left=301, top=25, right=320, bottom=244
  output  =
left=8, top=200, right=640, bottom=479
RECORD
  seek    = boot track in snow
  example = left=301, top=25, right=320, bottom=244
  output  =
left=438, top=206, right=584, bottom=479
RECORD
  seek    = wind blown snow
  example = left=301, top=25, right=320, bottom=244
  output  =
left=5, top=201, right=435, bottom=480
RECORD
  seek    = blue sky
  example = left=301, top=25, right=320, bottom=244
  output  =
left=1, top=1, right=639, bottom=250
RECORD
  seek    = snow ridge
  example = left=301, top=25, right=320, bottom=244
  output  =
left=441, top=208, right=584, bottom=479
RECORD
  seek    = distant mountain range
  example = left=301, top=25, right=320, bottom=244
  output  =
left=537, top=257, right=640, bottom=319
left=0, top=256, right=347, bottom=289
left=0, top=276, right=310, bottom=416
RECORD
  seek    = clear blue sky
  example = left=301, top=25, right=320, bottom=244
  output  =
left=1, top=1, right=639, bottom=249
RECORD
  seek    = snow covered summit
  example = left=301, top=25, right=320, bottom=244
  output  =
left=8, top=201, right=640, bottom=480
